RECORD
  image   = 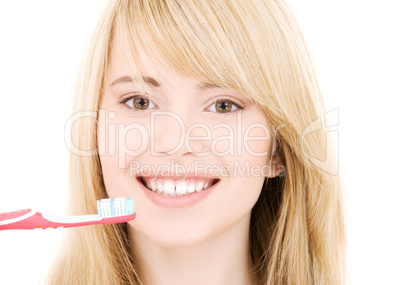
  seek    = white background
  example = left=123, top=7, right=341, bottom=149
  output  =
left=0, top=1, right=401, bottom=284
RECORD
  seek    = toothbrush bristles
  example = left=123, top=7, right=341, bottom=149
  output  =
left=97, top=197, right=134, bottom=217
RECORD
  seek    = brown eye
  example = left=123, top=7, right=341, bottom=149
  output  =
left=121, top=96, right=156, bottom=110
left=207, top=99, right=241, bottom=114
left=133, top=98, right=150, bottom=109
left=215, top=101, right=232, bottom=113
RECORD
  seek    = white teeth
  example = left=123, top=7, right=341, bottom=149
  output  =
left=164, top=181, right=175, bottom=194
left=188, top=183, right=195, bottom=193
left=195, top=182, right=203, bottom=192
left=176, top=182, right=187, bottom=195
left=142, top=178, right=218, bottom=196
left=157, top=182, right=164, bottom=192
left=146, top=181, right=152, bottom=189
left=150, top=180, right=157, bottom=191
left=203, top=182, right=210, bottom=189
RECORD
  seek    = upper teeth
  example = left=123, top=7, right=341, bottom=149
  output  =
left=141, top=178, right=215, bottom=196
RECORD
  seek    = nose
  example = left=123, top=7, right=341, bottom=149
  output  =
left=150, top=110, right=210, bottom=157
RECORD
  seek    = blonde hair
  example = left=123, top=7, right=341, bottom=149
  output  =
left=48, top=0, right=347, bottom=284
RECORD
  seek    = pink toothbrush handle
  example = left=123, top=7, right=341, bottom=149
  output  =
left=0, top=209, right=136, bottom=230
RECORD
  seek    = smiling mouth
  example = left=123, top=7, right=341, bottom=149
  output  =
left=137, top=177, right=220, bottom=197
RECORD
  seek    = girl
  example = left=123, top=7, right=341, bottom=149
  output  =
left=48, top=0, right=346, bottom=284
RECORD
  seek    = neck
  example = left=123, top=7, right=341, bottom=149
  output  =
left=129, top=213, right=255, bottom=285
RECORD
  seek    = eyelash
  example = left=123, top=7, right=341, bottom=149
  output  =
left=118, top=94, right=244, bottom=115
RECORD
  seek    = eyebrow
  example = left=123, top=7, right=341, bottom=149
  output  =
left=110, top=76, right=161, bottom=87
left=198, top=81, right=225, bottom=90
left=110, top=75, right=225, bottom=90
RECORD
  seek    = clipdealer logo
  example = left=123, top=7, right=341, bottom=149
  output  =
left=64, top=108, right=339, bottom=175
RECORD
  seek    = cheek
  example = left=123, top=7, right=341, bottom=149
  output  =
left=98, top=112, right=150, bottom=170
left=117, top=122, right=149, bottom=164
left=211, top=118, right=271, bottom=179
left=208, top=123, right=271, bottom=157
left=242, top=124, right=271, bottom=158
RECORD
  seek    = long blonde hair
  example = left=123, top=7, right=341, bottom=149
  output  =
left=48, top=0, right=347, bottom=284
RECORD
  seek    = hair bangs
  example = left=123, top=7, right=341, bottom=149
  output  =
left=112, top=0, right=269, bottom=101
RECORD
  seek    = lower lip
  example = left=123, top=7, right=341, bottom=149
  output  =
left=139, top=179, right=219, bottom=209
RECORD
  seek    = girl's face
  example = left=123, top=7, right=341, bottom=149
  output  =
left=98, top=40, right=280, bottom=247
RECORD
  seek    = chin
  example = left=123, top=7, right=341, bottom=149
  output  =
left=129, top=219, right=212, bottom=248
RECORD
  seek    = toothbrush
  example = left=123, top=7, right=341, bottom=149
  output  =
left=0, top=197, right=136, bottom=231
